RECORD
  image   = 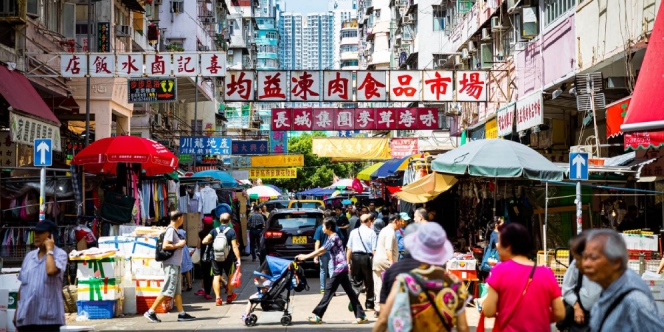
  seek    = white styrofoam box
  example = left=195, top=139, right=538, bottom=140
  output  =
left=134, top=277, right=166, bottom=297
left=130, top=258, right=165, bottom=278
left=0, top=289, right=7, bottom=310
left=0, top=310, right=7, bottom=332
left=0, top=274, right=20, bottom=291
left=621, top=233, right=658, bottom=251
left=76, top=256, right=124, bottom=279
left=98, top=236, right=157, bottom=258
left=6, top=310, right=14, bottom=332
left=77, top=277, right=123, bottom=301
left=446, top=259, right=477, bottom=271
left=646, top=279, right=664, bottom=301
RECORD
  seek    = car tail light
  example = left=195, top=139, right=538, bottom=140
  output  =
left=265, top=231, right=282, bottom=238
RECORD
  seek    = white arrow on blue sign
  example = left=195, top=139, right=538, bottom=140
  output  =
left=34, top=138, right=53, bottom=167
left=569, top=152, right=589, bottom=180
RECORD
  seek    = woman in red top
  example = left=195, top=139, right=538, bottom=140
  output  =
left=482, top=223, right=565, bottom=332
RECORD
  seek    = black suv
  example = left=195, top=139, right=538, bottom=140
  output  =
left=259, top=208, right=323, bottom=269
left=257, top=199, right=291, bottom=212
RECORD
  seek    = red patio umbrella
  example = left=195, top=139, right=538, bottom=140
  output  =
left=72, top=136, right=178, bottom=176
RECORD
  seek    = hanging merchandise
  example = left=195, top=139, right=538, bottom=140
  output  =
left=101, top=191, right=136, bottom=224
left=199, top=184, right=218, bottom=215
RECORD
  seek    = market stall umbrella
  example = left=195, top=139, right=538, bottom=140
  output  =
left=431, top=139, right=564, bottom=181
left=71, top=136, right=178, bottom=176
left=193, top=170, right=238, bottom=188
left=357, top=162, right=384, bottom=180
left=247, top=185, right=281, bottom=200
left=266, top=184, right=283, bottom=193
left=372, top=159, right=405, bottom=179
left=330, top=178, right=368, bottom=190
left=395, top=173, right=458, bottom=203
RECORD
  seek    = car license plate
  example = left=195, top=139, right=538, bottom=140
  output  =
left=292, top=236, right=307, bottom=244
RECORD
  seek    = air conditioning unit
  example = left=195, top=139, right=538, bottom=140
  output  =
left=461, top=48, right=469, bottom=59
left=491, top=17, right=505, bottom=31
left=521, top=7, right=539, bottom=39
left=202, top=17, right=216, bottom=23
left=467, top=41, right=476, bottom=54
left=570, top=145, right=595, bottom=156
left=605, top=77, right=630, bottom=89
left=115, top=25, right=131, bottom=37
left=172, top=120, right=179, bottom=130
left=481, top=28, right=491, bottom=41
left=454, top=55, right=462, bottom=67
left=153, top=113, right=163, bottom=127
left=437, top=59, right=446, bottom=68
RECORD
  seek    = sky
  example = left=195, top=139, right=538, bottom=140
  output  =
left=281, top=0, right=329, bottom=14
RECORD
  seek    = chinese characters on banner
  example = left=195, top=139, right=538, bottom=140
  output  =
left=230, top=156, right=252, bottom=168
left=515, top=90, right=543, bottom=132
left=97, top=23, right=110, bottom=52
left=179, top=137, right=232, bottom=155
left=270, top=108, right=439, bottom=131
left=269, top=131, right=289, bottom=154
left=485, top=119, right=498, bottom=139
left=312, top=138, right=392, bottom=159
left=257, top=71, right=288, bottom=100
left=456, top=71, right=488, bottom=102
left=496, top=102, right=516, bottom=137
left=323, top=71, right=353, bottom=101
left=390, top=138, right=419, bottom=159
left=60, top=53, right=226, bottom=77
left=357, top=71, right=387, bottom=101
left=251, top=155, right=304, bottom=167
left=127, top=78, right=177, bottom=103
left=247, top=168, right=297, bottom=179
left=0, top=132, right=17, bottom=167
left=423, top=71, right=454, bottom=101
left=389, top=71, right=422, bottom=101
left=9, top=112, right=62, bottom=151
left=225, top=71, right=255, bottom=101
left=290, top=71, right=321, bottom=101
left=232, top=140, right=269, bottom=155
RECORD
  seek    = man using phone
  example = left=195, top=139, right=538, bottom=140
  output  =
left=14, top=220, right=68, bottom=332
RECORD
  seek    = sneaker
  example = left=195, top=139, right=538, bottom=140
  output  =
left=215, top=297, right=223, bottom=306
left=227, top=292, right=238, bottom=304
left=205, top=294, right=213, bottom=300
left=194, top=289, right=206, bottom=296
left=320, top=290, right=325, bottom=294
left=144, top=311, right=161, bottom=323
left=307, top=316, right=322, bottom=324
left=240, top=313, right=248, bottom=322
left=177, top=313, right=196, bottom=322
left=353, top=317, right=369, bottom=324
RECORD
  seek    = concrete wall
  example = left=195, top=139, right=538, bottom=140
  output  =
left=184, top=101, right=219, bottom=136
left=416, top=0, right=446, bottom=70
left=71, top=78, right=132, bottom=139
left=161, top=0, right=213, bottom=51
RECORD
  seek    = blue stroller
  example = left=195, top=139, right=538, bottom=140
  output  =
left=244, top=256, right=309, bottom=327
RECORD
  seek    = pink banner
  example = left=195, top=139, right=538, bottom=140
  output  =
left=390, top=138, right=419, bottom=159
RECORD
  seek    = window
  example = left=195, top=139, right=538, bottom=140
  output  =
left=544, top=0, right=575, bottom=26
left=269, top=213, right=322, bottom=229
left=171, top=1, right=184, bottom=14
left=191, top=120, right=203, bottom=135
left=480, top=43, right=493, bottom=68
left=266, top=31, right=277, bottom=39
left=433, top=5, right=445, bottom=31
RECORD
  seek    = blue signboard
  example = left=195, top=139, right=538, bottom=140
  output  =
left=231, top=140, right=269, bottom=155
left=34, top=138, right=52, bottom=167
left=337, top=130, right=359, bottom=137
left=569, top=152, right=589, bottom=180
left=179, top=136, right=232, bottom=155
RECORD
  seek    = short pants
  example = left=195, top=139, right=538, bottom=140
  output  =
left=161, top=264, right=182, bottom=297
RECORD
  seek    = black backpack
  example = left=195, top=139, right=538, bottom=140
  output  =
left=155, top=226, right=175, bottom=262
left=292, top=262, right=309, bottom=292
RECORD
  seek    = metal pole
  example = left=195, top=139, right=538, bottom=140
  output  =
left=39, top=167, right=46, bottom=221
left=193, top=76, right=198, bottom=171
left=544, top=182, right=549, bottom=264
left=576, top=181, right=582, bottom=234
left=85, top=0, right=92, bottom=146
left=590, top=79, right=601, bottom=157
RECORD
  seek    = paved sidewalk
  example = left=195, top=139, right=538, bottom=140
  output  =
left=65, top=258, right=494, bottom=331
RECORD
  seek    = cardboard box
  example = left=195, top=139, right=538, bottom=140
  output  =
left=6, top=309, right=14, bottom=332
left=0, top=310, right=7, bottom=332
left=130, top=257, right=165, bottom=277
left=0, top=289, right=8, bottom=310
left=98, top=236, right=157, bottom=258
left=76, top=256, right=124, bottom=279
left=77, top=277, right=123, bottom=301
left=0, top=274, right=20, bottom=291
left=134, top=277, right=166, bottom=297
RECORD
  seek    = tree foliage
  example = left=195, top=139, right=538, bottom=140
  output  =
left=265, top=133, right=363, bottom=191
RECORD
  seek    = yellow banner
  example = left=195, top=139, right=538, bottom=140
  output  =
left=246, top=168, right=297, bottom=179
left=485, top=119, right=498, bottom=139
left=312, top=138, right=391, bottom=159
left=251, top=154, right=304, bottom=167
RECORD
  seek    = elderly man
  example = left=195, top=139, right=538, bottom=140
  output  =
left=413, top=208, right=428, bottom=223
left=583, top=229, right=664, bottom=332
left=347, top=213, right=377, bottom=310
left=379, top=223, right=422, bottom=305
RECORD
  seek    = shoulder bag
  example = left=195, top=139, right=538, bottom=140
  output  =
left=556, top=267, right=585, bottom=331
left=409, top=272, right=455, bottom=331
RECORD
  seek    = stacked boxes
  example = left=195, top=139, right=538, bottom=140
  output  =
left=71, top=251, right=124, bottom=319
left=0, top=272, right=19, bottom=332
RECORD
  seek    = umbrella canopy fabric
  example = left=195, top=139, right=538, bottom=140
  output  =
left=388, top=154, right=419, bottom=174
left=395, top=173, right=458, bottom=203
left=372, top=159, right=404, bottom=179
left=266, top=184, right=283, bottom=193
left=431, top=139, right=564, bottom=181
left=72, top=136, right=178, bottom=176
left=247, top=185, right=281, bottom=199
left=330, top=179, right=355, bottom=189
left=193, top=170, right=238, bottom=188
left=357, top=162, right=384, bottom=180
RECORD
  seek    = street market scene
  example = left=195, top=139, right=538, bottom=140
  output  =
left=3, top=0, right=664, bottom=331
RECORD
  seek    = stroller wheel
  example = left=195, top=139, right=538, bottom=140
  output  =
left=245, top=314, right=258, bottom=326
left=280, top=315, right=292, bottom=326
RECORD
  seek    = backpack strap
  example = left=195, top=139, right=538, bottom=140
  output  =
left=597, top=288, right=646, bottom=332
left=573, top=265, right=585, bottom=311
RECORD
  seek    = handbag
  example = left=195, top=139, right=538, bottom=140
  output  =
left=409, top=273, right=454, bottom=331
left=63, top=263, right=78, bottom=313
left=101, top=191, right=136, bottom=224
left=478, top=262, right=537, bottom=332
left=387, top=276, right=413, bottom=332
left=230, top=263, right=242, bottom=288
left=480, top=234, right=498, bottom=272
left=556, top=267, right=586, bottom=331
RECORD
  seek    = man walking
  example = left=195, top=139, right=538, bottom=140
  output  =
left=372, top=214, right=402, bottom=317
left=335, top=205, right=350, bottom=246
left=144, top=211, right=195, bottom=323
left=202, top=212, right=242, bottom=306
left=13, top=221, right=68, bottom=332
left=247, top=205, right=265, bottom=262
left=347, top=214, right=377, bottom=310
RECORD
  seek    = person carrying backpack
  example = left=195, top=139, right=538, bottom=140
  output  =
left=202, top=212, right=242, bottom=306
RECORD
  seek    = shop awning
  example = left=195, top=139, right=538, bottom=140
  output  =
left=621, top=3, right=664, bottom=144
left=358, top=162, right=384, bottom=181
left=0, top=65, right=60, bottom=125
left=394, top=173, right=457, bottom=203
left=605, top=96, right=631, bottom=138
left=372, top=159, right=404, bottom=179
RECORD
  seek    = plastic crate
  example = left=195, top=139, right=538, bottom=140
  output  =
left=136, top=296, right=173, bottom=314
left=551, top=267, right=567, bottom=288
left=537, top=250, right=570, bottom=269
left=628, top=259, right=661, bottom=274
left=76, top=300, right=116, bottom=320
left=628, top=250, right=654, bottom=260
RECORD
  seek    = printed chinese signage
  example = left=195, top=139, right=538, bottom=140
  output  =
left=128, top=77, right=177, bottom=103
left=179, top=154, right=192, bottom=162
left=271, top=108, right=440, bottom=131
left=516, top=90, right=543, bottom=132
left=0, top=132, right=17, bottom=167
left=323, top=71, right=352, bottom=101
left=456, top=71, right=488, bottom=102
left=247, top=168, right=297, bottom=179
left=9, top=112, right=62, bottom=151
left=485, top=119, right=498, bottom=139
left=312, top=138, right=391, bottom=159
left=269, top=131, right=288, bottom=154
left=251, top=155, right=304, bottom=167
left=232, top=140, right=269, bottom=155
left=179, top=137, right=232, bottom=155
left=225, top=71, right=255, bottom=101
left=229, top=156, right=252, bottom=168
left=390, top=138, right=419, bottom=159
left=60, top=52, right=226, bottom=77
left=496, top=102, right=515, bottom=137
left=357, top=71, right=387, bottom=101
left=97, top=23, right=110, bottom=52
left=291, top=71, right=321, bottom=101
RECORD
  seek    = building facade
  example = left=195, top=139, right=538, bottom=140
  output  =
left=304, top=12, right=334, bottom=70
left=277, top=12, right=303, bottom=70
left=339, top=18, right=359, bottom=70
left=329, top=0, right=357, bottom=69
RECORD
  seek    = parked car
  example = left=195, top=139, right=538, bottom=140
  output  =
left=288, top=200, right=324, bottom=210
left=259, top=208, right=323, bottom=269
left=257, top=199, right=290, bottom=212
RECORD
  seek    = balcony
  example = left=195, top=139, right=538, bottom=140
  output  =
left=0, top=0, right=31, bottom=24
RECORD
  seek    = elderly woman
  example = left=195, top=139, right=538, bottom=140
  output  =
left=482, top=223, right=565, bottom=331
left=374, top=222, right=470, bottom=332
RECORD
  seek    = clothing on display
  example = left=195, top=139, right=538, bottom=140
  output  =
left=199, top=185, right=218, bottom=215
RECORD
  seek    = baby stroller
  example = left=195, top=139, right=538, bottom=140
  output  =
left=244, top=256, right=309, bottom=327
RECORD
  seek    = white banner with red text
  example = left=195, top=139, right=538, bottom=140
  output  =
left=515, top=90, right=544, bottom=132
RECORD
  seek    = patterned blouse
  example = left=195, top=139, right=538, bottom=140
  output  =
left=388, top=265, right=469, bottom=332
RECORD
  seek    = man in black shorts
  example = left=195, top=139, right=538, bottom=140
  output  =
left=202, top=213, right=242, bottom=306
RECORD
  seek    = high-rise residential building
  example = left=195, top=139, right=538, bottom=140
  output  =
left=304, top=12, right=335, bottom=70
left=358, top=0, right=392, bottom=69
left=278, top=12, right=303, bottom=70
left=328, top=0, right=357, bottom=69
left=339, top=18, right=359, bottom=70
left=255, top=0, right=279, bottom=70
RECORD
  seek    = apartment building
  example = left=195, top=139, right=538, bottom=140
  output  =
left=357, top=0, right=392, bottom=70
left=277, top=12, right=303, bottom=70
left=329, top=0, right=357, bottom=69
left=304, top=12, right=334, bottom=70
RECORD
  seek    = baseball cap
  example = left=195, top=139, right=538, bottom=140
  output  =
left=34, top=220, right=57, bottom=234
left=399, top=212, right=412, bottom=221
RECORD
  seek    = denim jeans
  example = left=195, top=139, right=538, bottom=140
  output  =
left=319, top=254, right=333, bottom=291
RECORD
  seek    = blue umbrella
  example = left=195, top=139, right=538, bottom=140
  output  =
left=342, top=199, right=352, bottom=205
left=266, top=184, right=282, bottom=193
left=371, top=159, right=404, bottom=179
left=193, top=170, right=238, bottom=188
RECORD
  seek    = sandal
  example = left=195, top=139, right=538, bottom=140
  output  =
left=307, top=316, right=322, bottom=324
left=353, top=317, right=369, bottom=324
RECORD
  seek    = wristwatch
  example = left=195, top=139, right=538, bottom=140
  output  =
left=47, top=250, right=54, bottom=256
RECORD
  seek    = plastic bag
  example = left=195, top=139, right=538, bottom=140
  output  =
left=230, top=265, right=242, bottom=288
left=191, top=248, right=201, bottom=264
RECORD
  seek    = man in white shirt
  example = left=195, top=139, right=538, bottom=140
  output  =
left=347, top=214, right=377, bottom=310
left=372, top=214, right=402, bottom=317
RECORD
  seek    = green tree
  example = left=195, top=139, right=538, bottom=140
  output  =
left=265, top=133, right=364, bottom=191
